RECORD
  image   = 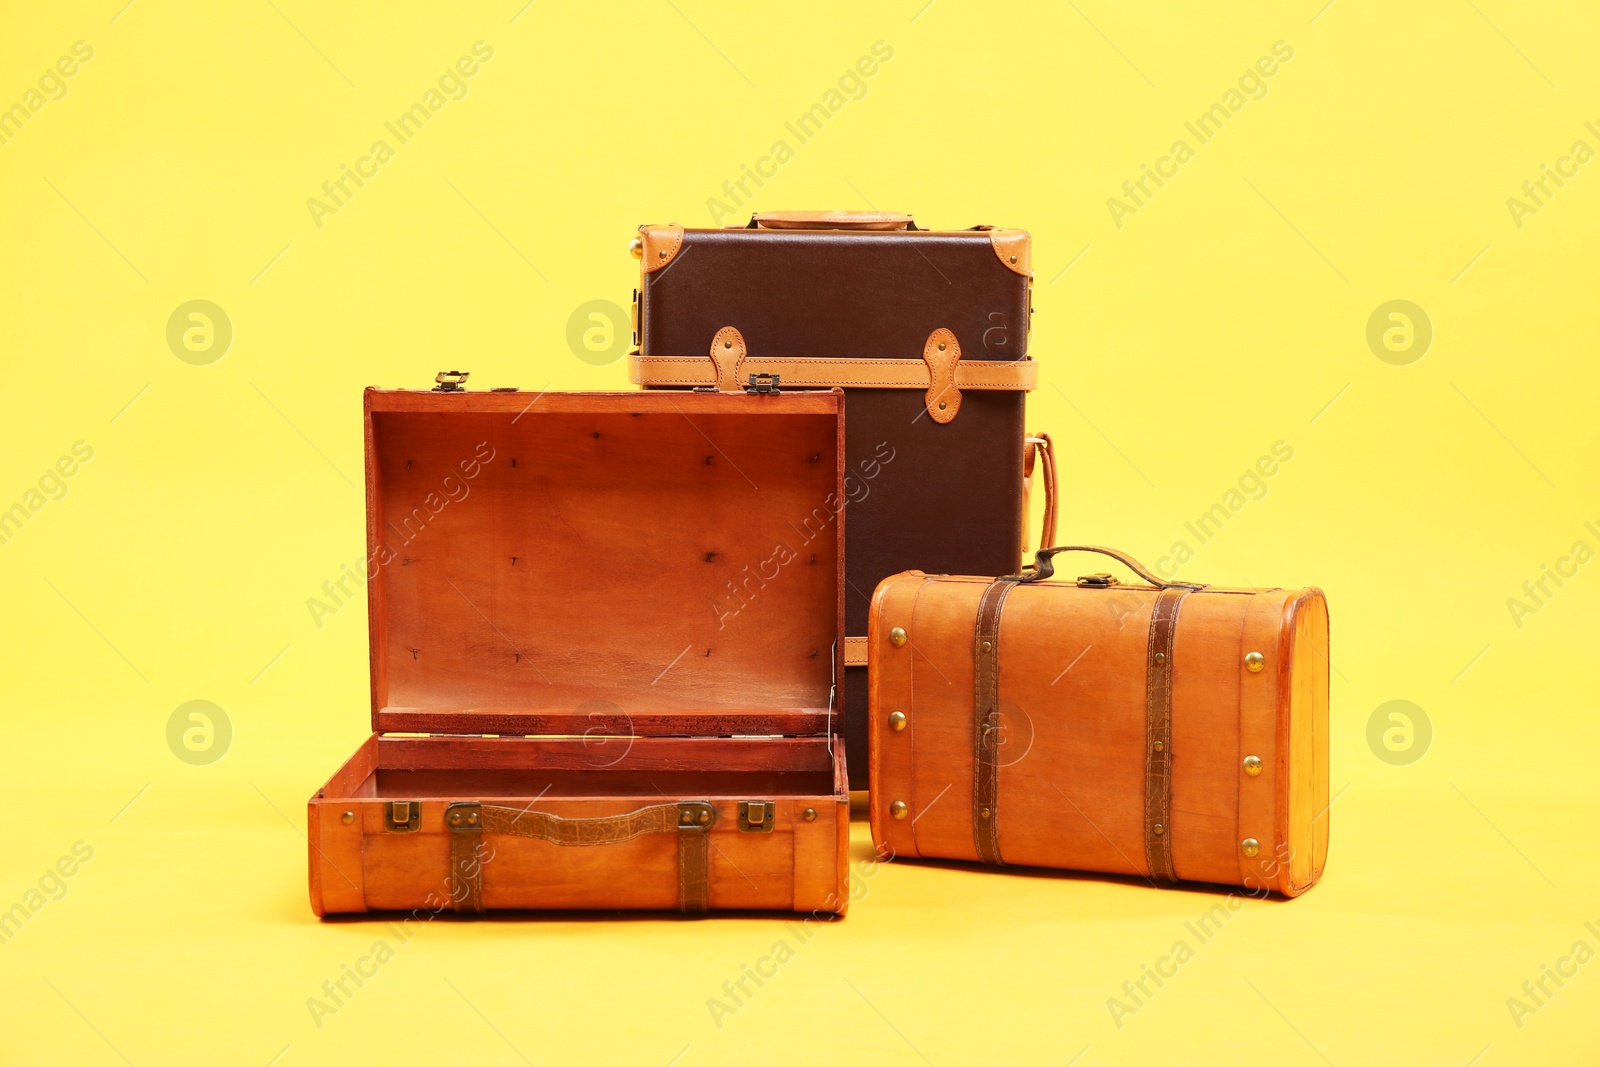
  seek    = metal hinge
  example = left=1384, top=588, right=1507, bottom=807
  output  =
left=737, top=801, right=776, bottom=832
left=384, top=800, right=421, bottom=832
left=433, top=370, right=469, bottom=392
left=744, top=373, right=781, bottom=394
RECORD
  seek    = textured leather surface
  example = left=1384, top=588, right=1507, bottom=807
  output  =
left=1143, top=587, right=1189, bottom=882
left=971, top=580, right=1015, bottom=864
left=638, top=227, right=1032, bottom=788
left=866, top=565, right=1332, bottom=896
left=922, top=328, right=962, bottom=423
left=448, top=802, right=713, bottom=913
left=629, top=351, right=1037, bottom=391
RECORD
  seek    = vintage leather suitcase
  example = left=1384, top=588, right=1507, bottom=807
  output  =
left=628, top=210, right=1055, bottom=787
left=308, top=382, right=850, bottom=915
left=867, top=546, right=1330, bottom=896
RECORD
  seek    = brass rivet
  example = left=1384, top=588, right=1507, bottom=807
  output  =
left=1241, top=837, right=1261, bottom=857
left=629, top=237, right=643, bottom=259
left=982, top=722, right=993, bottom=736
left=938, top=401, right=947, bottom=410
left=980, top=807, right=992, bottom=819
left=1152, top=740, right=1165, bottom=753
left=1009, top=254, right=1018, bottom=263
left=888, top=711, right=907, bottom=731
left=681, top=811, right=693, bottom=824
left=448, top=813, right=461, bottom=827
left=938, top=342, right=946, bottom=351
left=467, top=812, right=479, bottom=825
left=1245, top=651, right=1265, bottom=673
left=341, top=811, right=355, bottom=825
left=1153, top=823, right=1165, bottom=836
left=1243, top=755, right=1263, bottom=776
left=802, top=808, right=817, bottom=822
left=699, top=810, right=711, bottom=825
left=981, top=640, right=993, bottom=653
left=658, top=249, right=667, bottom=258
left=724, top=340, right=732, bottom=348
left=890, top=800, right=909, bottom=820
left=1154, top=652, right=1166, bottom=666
left=888, top=626, right=907, bottom=647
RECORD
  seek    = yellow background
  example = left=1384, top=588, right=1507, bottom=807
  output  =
left=2, top=1, right=1596, bottom=1064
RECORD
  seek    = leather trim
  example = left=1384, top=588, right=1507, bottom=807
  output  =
left=447, top=801, right=713, bottom=913
left=710, top=326, right=745, bottom=392
left=678, top=821, right=711, bottom=914
left=449, top=820, right=484, bottom=913
left=639, top=223, right=684, bottom=273
left=1238, top=595, right=1281, bottom=894
left=750, top=210, right=912, bottom=230
left=922, top=328, right=962, bottom=424
left=988, top=228, right=1032, bottom=276
left=972, top=579, right=1016, bottom=864
left=842, top=635, right=868, bottom=668
left=1021, top=433, right=1058, bottom=555
left=1144, top=588, right=1189, bottom=881
left=629, top=351, right=1037, bottom=392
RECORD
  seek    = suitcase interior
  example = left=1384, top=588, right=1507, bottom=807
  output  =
left=309, top=389, right=849, bottom=914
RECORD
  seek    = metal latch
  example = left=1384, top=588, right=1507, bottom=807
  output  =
left=433, top=370, right=469, bottom=391
left=384, top=800, right=420, bottom=832
left=737, top=801, right=775, bottom=832
left=744, top=373, right=781, bottom=394
left=1077, top=573, right=1117, bottom=587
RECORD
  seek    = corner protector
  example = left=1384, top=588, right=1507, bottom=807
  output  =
left=988, top=228, right=1032, bottom=277
left=639, top=223, right=685, bottom=273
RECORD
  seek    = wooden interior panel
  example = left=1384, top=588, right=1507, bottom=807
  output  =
left=364, top=390, right=843, bottom=734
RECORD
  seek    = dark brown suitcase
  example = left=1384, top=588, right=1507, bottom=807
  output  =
left=629, top=210, right=1054, bottom=787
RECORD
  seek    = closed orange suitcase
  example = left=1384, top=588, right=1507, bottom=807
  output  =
left=308, top=383, right=850, bottom=916
left=867, top=546, right=1329, bottom=896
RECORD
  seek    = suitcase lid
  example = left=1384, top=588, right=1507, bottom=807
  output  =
left=362, top=385, right=844, bottom=738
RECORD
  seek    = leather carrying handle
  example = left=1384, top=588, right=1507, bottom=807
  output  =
left=458, top=801, right=713, bottom=846
left=1014, top=545, right=1205, bottom=589
left=1023, top=434, right=1058, bottom=554
left=747, top=210, right=915, bottom=231
left=447, top=801, right=714, bottom=914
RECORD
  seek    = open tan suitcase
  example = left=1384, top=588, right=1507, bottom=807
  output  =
left=309, top=383, right=850, bottom=915
left=867, top=546, right=1330, bottom=896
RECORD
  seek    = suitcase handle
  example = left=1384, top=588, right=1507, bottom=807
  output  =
left=746, top=210, right=916, bottom=230
left=1017, top=545, right=1206, bottom=589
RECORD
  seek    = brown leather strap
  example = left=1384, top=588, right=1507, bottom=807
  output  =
left=628, top=351, right=1038, bottom=393
left=446, top=801, right=715, bottom=913
left=1144, top=588, right=1190, bottom=881
left=449, top=820, right=484, bottom=913
left=747, top=210, right=912, bottom=230
left=972, top=580, right=1017, bottom=865
left=1016, top=545, right=1207, bottom=589
left=1022, top=434, right=1058, bottom=556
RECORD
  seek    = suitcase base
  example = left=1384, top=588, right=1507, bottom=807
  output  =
left=310, top=734, right=849, bottom=915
